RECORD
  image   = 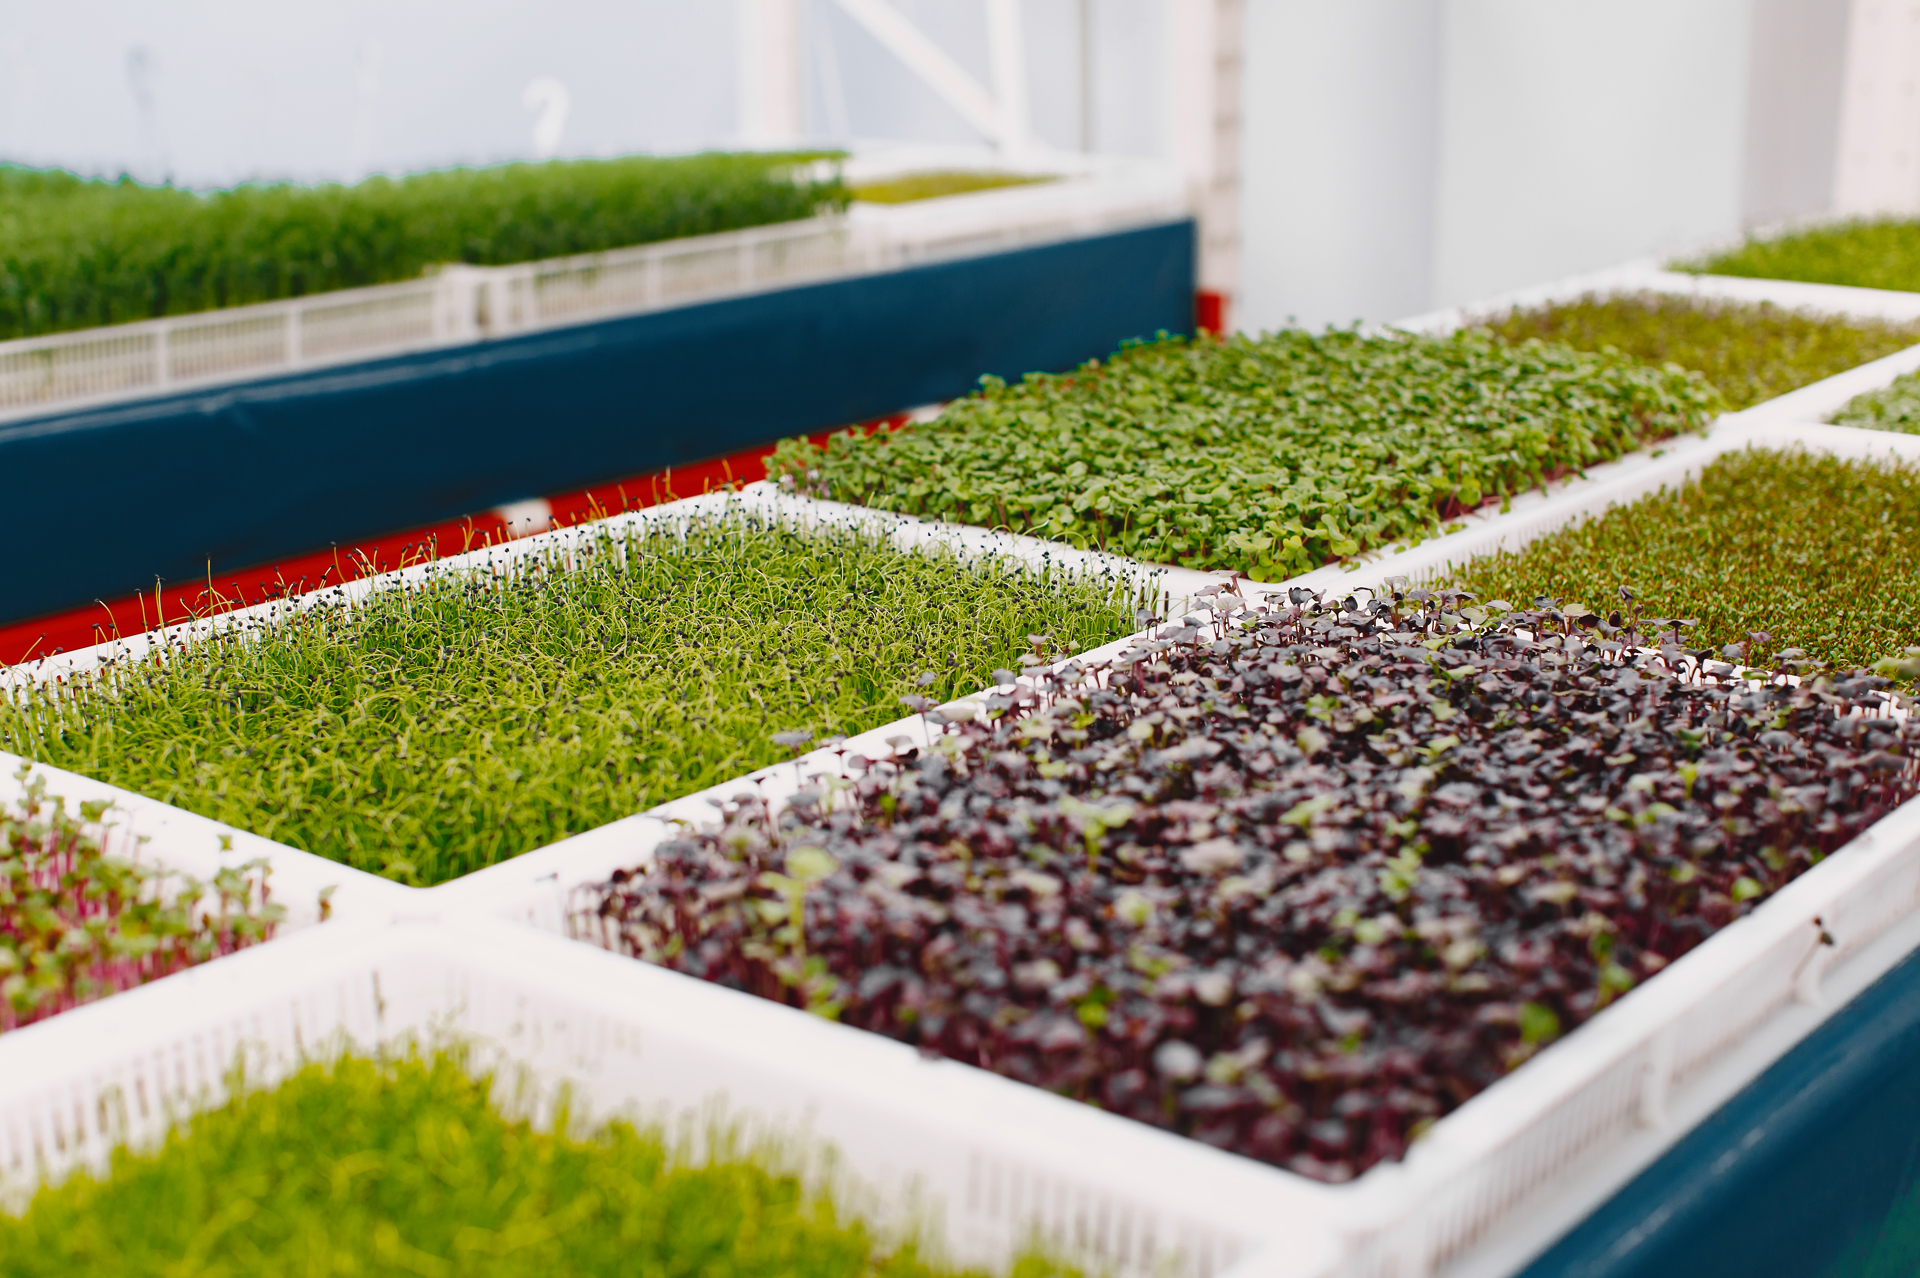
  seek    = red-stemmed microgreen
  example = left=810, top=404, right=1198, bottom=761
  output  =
left=582, top=589, right=1916, bottom=1183
left=1, top=764, right=284, bottom=1034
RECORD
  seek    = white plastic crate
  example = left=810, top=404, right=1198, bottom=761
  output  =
left=0, top=915, right=1340, bottom=1278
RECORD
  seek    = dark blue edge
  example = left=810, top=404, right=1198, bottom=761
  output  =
left=1518, top=938, right=1920, bottom=1277
left=3, top=219, right=1195, bottom=624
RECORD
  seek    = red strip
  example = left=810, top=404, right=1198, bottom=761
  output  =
left=1, top=418, right=903, bottom=667
left=1195, top=290, right=1228, bottom=337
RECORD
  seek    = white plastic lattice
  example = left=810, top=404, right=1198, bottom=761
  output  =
left=0, top=918, right=1339, bottom=1278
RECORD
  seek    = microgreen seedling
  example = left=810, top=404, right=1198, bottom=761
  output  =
left=0, top=514, right=1145, bottom=884
left=1, top=765, right=284, bottom=1034
left=769, top=328, right=1720, bottom=578
left=584, top=590, right=1916, bottom=1183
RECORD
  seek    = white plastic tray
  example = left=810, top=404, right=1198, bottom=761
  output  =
left=1284, top=416, right=1920, bottom=602
left=1393, top=258, right=1920, bottom=336
left=1392, top=260, right=1920, bottom=428
left=0, top=915, right=1340, bottom=1278
left=0, top=483, right=1226, bottom=955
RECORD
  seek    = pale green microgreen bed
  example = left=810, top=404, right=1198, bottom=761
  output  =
left=0, top=513, right=1145, bottom=884
left=0, top=1046, right=1074, bottom=1278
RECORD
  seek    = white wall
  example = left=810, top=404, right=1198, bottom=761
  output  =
left=1237, top=0, right=1442, bottom=332
left=1429, top=0, right=1750, bottom=307
left=0, top=0, right=740, bottom=185
left=1743, top=0, right=1849, bottom=226
left=0, top=0, right=1172, bottom=189
left=1237, top=0, right=1849, bottom=330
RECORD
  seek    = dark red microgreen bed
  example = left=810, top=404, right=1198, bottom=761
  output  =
left=579, top=589, right=1919, bottom=1184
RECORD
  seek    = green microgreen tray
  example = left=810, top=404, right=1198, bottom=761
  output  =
left=850, top=171, right=1052, bottom=204
left=770, top=329, right=1720, bottom=581
left=1679, top=218, right=1920, bottom=294
left=1452, top=448, right=1920, bottom=674
left=1476, top=292, right=1920, bottom=411
left=0, top=514, right=1143, bottom=885
left=0, top=1046, right=1068, bottom=1278
left=1831, top=368, right=1920, bottom=435
left=0, top=153, right=845, bottom=341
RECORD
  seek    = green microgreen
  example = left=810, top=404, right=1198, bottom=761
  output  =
left=1475, top=292, right=1920, bottom=410
left=0, top=152, right=846, bottom=340
left=0, top=514, right=1143, bottom=885
left=1452, top=448, right=1920, bottom=674
left=0, top=1046, right=1071, bottom=1278
left=1679, top=218, right=1920, bottom=294
left=769, top=330, right=1721, bottom=580
left=1, top=764, right=282, bottom=1034
left=1830, top=367, right=1920, bottom=435
left=850, top=171, right=1052, bottom=204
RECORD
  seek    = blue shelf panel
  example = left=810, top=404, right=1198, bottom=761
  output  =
left=0, top=220, right=1194, bottom=624
left=1521, top=943, right=1920, bottom=1278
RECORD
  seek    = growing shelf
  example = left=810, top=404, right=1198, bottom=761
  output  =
left=447, top=415, right=1920, bottom=1278
left=0, top=153, right=1184, bottom=425
left=7, top=251, right=1920, bottom=1278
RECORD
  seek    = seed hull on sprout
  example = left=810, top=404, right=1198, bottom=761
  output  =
left=583, top=589, right=1918, bottom=1184
left=0, top=514, right=1146, bottom=885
